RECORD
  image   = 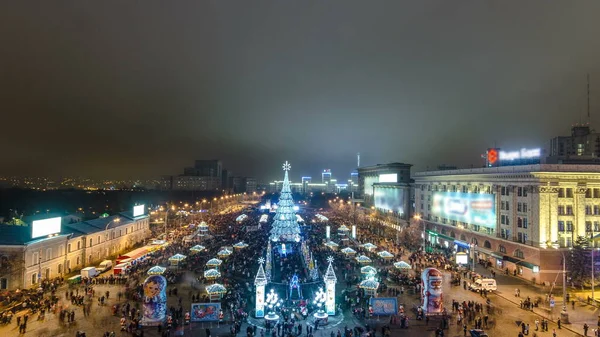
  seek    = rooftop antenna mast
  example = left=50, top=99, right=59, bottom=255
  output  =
left=588, top=73, right=591, bottom=122
left=357, top=152, right=360, bottom=168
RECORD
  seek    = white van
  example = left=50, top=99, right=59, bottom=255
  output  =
left=81, top=267, right=98, bottom=278
left=469, top=278, right=497, bottom=292
left=98, top=260, right=113, bottom=273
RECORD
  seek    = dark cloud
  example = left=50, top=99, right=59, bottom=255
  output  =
left=1, top=1, right=600, bottom=182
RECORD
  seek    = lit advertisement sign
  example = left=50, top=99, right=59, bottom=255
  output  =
left=378, top=174, right=397, bottom=183
left=455, top=252, right=468, bottom=265
left=31, top=217, right=62, bottom=239
left=499, top=148, right=541, bottom=161
left=432, top=192, right=495, bottom=228
left=133, top=204, right=145, bottom=217
left=487, top=147, right=541, bottom=167
left=374, top=187, right=404, bottom=214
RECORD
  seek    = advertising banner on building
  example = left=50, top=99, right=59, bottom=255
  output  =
left=369, top=298, right=398, bottom=315
left=191, top=303, right=221, bottom=322
left=141, top=275, right=167, bottom=326
left=432, top=192, right=495, bottom=228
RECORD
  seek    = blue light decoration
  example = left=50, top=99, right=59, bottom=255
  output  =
left=290, top=273, right=301, bottom=299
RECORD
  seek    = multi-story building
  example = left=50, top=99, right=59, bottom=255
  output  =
left=322, top=170, right=332, bottom=185
left=245, top=178, right=257, bottom=193
left=548, top=125, right=600, bottom=163
left=0, top=208, right=150, bottom=290
left=413, top=164, right=600, bottom=284
left=194, top=160, right=223, bottom=179
left=173, top=176, right=221, bottom=191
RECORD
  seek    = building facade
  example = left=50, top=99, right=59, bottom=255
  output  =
left=0, top=211, right=150, bottom=290
left=549, top=125, right=600, bottom=163
left=413, top=164, right=600, bottom=284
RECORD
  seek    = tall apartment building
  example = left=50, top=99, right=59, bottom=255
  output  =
left=548, top=125, right=600, bottom=164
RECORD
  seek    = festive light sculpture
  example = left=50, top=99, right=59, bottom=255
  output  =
left=324, top=256, right=338, bottom=315
left=265, top=241, right=272, bottom=282
left=265, top=289, right=281, bottom=321
left=254, top=257, right=267, bottom=318
left=312, top=287, right=328, bottom=319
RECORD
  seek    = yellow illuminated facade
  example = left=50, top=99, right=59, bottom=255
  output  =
left=414, top=164, right=600, bottom=284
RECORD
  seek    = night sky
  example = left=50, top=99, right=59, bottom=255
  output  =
left=1, top=1, right=600, bottom=182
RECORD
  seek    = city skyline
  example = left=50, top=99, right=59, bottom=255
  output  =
left=1, top=2, right=600, bottom=181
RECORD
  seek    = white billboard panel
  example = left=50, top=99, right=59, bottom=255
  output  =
left=31, top=217, right=62, bottom=239
left=133, top=205, right=145, bottom=217
left=378, top=174, right=398, bottom=183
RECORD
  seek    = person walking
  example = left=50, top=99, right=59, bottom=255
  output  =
left=558, top=318, right=561, bottom=329
left=584, top=323, right=589, bottom=336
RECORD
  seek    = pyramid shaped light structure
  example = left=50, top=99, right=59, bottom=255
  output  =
left=269, top=161, right=301, bottom=242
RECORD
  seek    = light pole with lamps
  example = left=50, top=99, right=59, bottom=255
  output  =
left=553, top=246, right=570, bottom=323
left=414, top=214, right=425, bottom=253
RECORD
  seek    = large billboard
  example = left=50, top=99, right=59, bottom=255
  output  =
left=133, top=205, right=145, bottom=217
left=378, top=174, right=397, bottom=183
left=432, top=192, right=495, bottom=228
left=31, top=217, right=62, bottom=239
left=374, top=187, right=404, bottom=214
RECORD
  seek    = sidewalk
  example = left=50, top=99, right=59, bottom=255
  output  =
left=473, top=264, right=596, bottom=337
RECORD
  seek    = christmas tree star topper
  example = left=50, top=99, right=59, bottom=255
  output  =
left=282, top=161, right=291, bottom=171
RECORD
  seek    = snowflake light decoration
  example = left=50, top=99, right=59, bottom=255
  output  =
left=327, top=256, right=335, bottom=264
left=258, top=257, right=265, bottom=265
left=282, top=161, right=291, bottom=171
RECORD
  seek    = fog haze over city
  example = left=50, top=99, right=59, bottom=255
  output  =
left=1, top=1, right=600, bottom=181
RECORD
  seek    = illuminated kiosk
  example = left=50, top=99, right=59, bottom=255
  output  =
left=254, top=258, right=267, bottom=318
left=312, top=287, right=328, bottom=320
left=264, top=289, right=281, bottom=322
left=324, top=256, right=338, bottom=316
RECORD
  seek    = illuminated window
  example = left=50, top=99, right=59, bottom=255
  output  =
left=566, top=221, right=573, bottom=232
left=499, top=245, right=506, bottom=253
left=522, top=218, right=528, bottom=229
left=595, top=221, right=600, bottom=232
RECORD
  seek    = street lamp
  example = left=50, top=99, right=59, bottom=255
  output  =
left=414, top=214, right=425, bottom=253
left=104, top=217, right=121, bottom=241
left=553, top=245, right=570, bottom=323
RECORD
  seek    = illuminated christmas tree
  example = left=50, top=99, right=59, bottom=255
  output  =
left=269, top=161, right=301, bottom=242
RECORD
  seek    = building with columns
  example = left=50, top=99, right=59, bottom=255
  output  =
left=413, top=164, right=600, bottom=284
